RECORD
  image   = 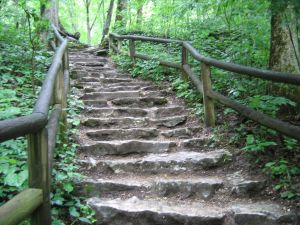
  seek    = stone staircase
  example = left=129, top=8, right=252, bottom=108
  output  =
left=69, top=48, right=299, bottom=225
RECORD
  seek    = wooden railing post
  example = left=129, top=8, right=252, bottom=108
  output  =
left=28, top=129, right=51, bottom=225
left=117, top=38, right=122, bottom=52
left=54, top=64, right=67, bottom=142
left=201, top=63, right=215, bottom=127
left=108, top=36, right=113, bottom=51
left=129, top=39, right=136, bottom=65
left=181, top=45, right=189, bottom=81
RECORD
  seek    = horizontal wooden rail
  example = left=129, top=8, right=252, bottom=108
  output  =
left=135, top=53, right=182, bottom=69
left=0, top=189, right=43, bottom=225
left=109, top=32, right=300, bottom=141
left=0, top=113, right=46, bottom=142
left=33, top=40, right=68, bottom=115
left=207, top=90, right=300, bottom=140
left=182, top=42, right=300, bottom=85
left=110, top=33, right=182, bottom=44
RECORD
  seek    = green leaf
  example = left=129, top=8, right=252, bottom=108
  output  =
left=63, top=182, right=74, bottom=193
left=4, top=172, right=18, bottom=186
left=0, top=107, right=21, bottom=120
left=79, top=217, right=91, bottom=224
left=0, top=163, right=9, bottom=174
left=52, top=194, right=64, bottom=205
left=69, top=206, right=80, bottom=218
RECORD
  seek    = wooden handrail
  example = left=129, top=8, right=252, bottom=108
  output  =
left=0, top=39, right=68, bottom=142
left=0, top=25, right=70, bottom=225
left=0, top=189, right=43, bottom=225
left=110, top=32, right=183, bottom=44
left=182, top=42, right=300, bottom=85
left=109, top=33, right=300, bottom=141
left=109, top=33, right=300, bottom=85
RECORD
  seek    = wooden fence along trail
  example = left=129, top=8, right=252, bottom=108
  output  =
left=0, top=26, right=300, bottom=225
left=0, top=26, right=69, bottom=225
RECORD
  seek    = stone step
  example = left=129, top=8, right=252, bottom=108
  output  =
left=85, top=67, right=111, bottom=72
left=80, top=77, right=100, bottom=82
left=111, top=97, right=168, bottom=107
left=140, top=90, right=170, bottom=97
left=84, top=85, right=142, bottom=93
left=83, top=85, right=169, bottom=93
left=70, top=69, right=87, bottom=79
left=82, top=115, right=187, bottom=128
left=82, top=117, right=149, bottom=128
left=83, top=100, right=108, bottom=107
left=85, top=128, right=204, bottom=141
left=100, top=78, right=136, bottom=84
left=89, top=71, right=131, bottom=79
left=77, top=81, right=152, bottom=88
left=78, top=176, right=223, bottom=200
left=84, top=106, right=186, bottom=118
left=88, top=197, right=299, bottom=225
left=80, top=150, right=231, bottom=174
left=228, top=171, right=266, bottom=197
left=86, top=128, right=159, bottom=141
left=155, top=115, right=187, bottom=128
left=161, top=127, right=201, bottom=139
left=84, top=107, right=148, bottom=117
left=81, top=91, right=140, bottom=100
left=74, top=62, right=105, bottom=67
left=155, top=106, right=186, bottom=117
left=79, top=140, right=176, bottom=155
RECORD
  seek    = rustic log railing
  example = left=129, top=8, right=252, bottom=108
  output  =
left=109, top=32, right=300, bottom=141
left=0, top=25, right=69, bottom=225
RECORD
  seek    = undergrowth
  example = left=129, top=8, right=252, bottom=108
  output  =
left=111, top=41, right=300, bottom=206
left=0, top=28, right=95, bottom=224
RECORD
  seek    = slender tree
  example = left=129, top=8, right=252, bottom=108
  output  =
left=115, top=0, right=128, bottom=28
left=83, top=0, right=103, bottom=45
left=101, top=0, right=115, bottom=44
left=66, top=0, right=78, bottom=32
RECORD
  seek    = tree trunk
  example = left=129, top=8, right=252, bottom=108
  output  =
left=85, top=0, right=92, bottom=45
left=67, top=0, right=78, bottom=32
left=268, top=1, right=300, bottom=103
left=101, top=0, right=115, bottom=45
left=269, top=3, right=300, bottom=73
left=40, top=0, right=59, bottom=27
left=136, top=5, right=143, bottom=26
left=40, top=0, right=59, bottom=43
left=115, top=0, right=127, bottom=28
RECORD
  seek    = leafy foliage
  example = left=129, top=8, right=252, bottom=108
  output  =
left=0, top=1, right=95, bottom=223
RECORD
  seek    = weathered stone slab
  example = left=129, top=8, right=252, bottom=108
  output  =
left=155, top=115, right=187, bottom=128
left=88, top=197, right=225, bottom=225
left=86, top=128, right=159, bottom=140
left=80, top=140, right=176, bottom=155
left=81, top=91, right=140, bottom=100
left=91, top=150, right=232, bottom=174
left=112, top=97, right=168, bottom=107
left=231, top=203, right=299, bottom=225
left=78, top=177, right=223, bottom=200
left=154, top=106, right=185, bottom=117
left=83, top=100, right=108, bottom=107
left=75, top=62, right=105, bottom=67
left=161, top=127, right=201, bottom=139
left=85, top=108, right=148, bottom=117
left=82, top=117, right=149, bottom=128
